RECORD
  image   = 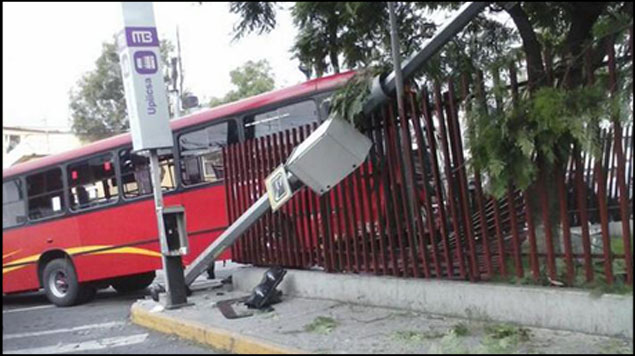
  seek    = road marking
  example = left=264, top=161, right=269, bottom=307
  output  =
left=3, top=333, right=149, bottom=354
left=2, top=305, right=55, bottom=314
left=3, top=321, right=126, bottom=340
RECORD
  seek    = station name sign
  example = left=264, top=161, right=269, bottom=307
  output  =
left=118, top=3, right=173, bottom=152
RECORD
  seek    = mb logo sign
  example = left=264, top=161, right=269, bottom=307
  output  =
left=125, top=27, right=159, bottom=47
left=117, top=2, right=172, bottom=152
left=131, top=30, right=154, bottom=43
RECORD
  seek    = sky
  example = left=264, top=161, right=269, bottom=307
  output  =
left=2, top=2, right=306, bottom=130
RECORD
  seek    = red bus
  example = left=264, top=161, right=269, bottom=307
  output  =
left=2, top=71, right=355, bottom=306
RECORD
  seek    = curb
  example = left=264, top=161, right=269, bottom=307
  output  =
left=233, top=267, right=634, bottom=338
left=130, top=303, right=307, bottom=354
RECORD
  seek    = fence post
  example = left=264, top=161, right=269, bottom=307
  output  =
left=608, top=34, right=633, bottom=285
left=447, top=80, right=480, bottom=281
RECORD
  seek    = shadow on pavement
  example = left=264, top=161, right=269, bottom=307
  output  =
left=3, top=287, right=151, bottom=308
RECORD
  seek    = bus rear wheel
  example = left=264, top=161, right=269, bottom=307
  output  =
left=42, top=258, right=95, bottom=307
left=110, top=271, right=156, bottom=293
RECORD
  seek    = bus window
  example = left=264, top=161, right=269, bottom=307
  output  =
left=3, top=179, right=26, bottom=228
left=119, top=147, right=176, bottom=198
left=243, top=100, right=319, bottom=140
left=26, top=168, right=65, bottom=220
left=67, top=153, right=118, bottom=211
left=178, top=120, right=238, bottom=186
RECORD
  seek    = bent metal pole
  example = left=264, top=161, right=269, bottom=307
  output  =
left=184, top=174, right=301, bottom=286
left=363, top=1, right=490, bottom=115
left=184, top=194, right=270, bottom=285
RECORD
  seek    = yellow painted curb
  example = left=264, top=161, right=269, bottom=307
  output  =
left=130, top=303, right=307, bottom=354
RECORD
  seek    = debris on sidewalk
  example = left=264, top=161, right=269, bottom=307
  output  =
left=133, top=265, right=634, bottom=354
left=244, top=267, right=286, bottom=310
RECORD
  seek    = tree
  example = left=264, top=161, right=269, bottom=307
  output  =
left=229, top=2, right=437, bottom=78
left=229, top=1, right=632, bottom=169
left=69, top=36, right=175, bottom=142
left=229, top=2, right=633, bottom=252
left=208, top=59, right=275, bottom=107
left=229, top=2, right=632, bottom=85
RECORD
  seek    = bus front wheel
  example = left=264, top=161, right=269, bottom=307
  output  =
left=42, top=258, right=95, bottom=307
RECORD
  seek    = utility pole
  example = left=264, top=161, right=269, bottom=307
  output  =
left=170, top=26, right=183, bottom=119
left=177, top=26, right=184, bottom=106
left=171, top=57, right=181, bottom=119
left=388, top=1, right=419, bottom=250
left=43, top=117, right=50, bottom=153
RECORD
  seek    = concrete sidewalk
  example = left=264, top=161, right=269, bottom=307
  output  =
left=131, top=264, right=633, bottom=354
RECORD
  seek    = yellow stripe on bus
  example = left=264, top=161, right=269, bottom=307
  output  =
left=2, top=245, right=160, bottom=276
left=2, top=254, right=40, bottom=267
left=2, top=264, right=28, bottom=275
left=65, top=245, right=112, bottom=255
left=66, top=245, right=161, bottom=258
left=89, top=246, right=162, bottom=258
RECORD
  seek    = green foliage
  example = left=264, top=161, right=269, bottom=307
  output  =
left=304, top=316, right=338, bottom=335
left=610, top=235, right=634, bottom=256
left=476, top=335, right=523, bottom=354
left=598, top=339, right=634, bottom=354
left=230, top=2, right=438, bottom=78
left=484, top=324, right=531, bottom=341
left=466, top=82, right=611, bottom=198
left=390, top=329, right=446, bottom=343
left=391, top=330, right=424, bottom=343
left=490, top=254, right=634, bottom=294
left=426, top=322, right=532, bottom=354
left=428, top=331, right=470, bottom=354
left=328, top=65, right=389, bottom=128
left=229, top=2, right=277, bottom=41
left=208, top=59, right=275, bottom=108
left=591, top=6, right=633, bottom=39
left=586, top=261, right=633, bottom=297
left=69, top=37, right=174, bottom=142
left=69, top=40, right=126, bottom=143
left=451, top=322, right=470, bottom=337
left=290, top=2, right=345, bottom=76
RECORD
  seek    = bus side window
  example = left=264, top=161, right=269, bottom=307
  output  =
left=243, top=100, right=319, bottom=140
left=119, top=147, right=176, bottom=199
left=26, top=168, right=65, bottom=220
left=67, top=153, right=119, bottom=211
left=3, top=179, right=26, bottom=228
left=178, top=120, right=238, bottom=186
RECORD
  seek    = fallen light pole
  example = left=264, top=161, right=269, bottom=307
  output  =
left=175, top=1, right=498, bottom=289
left=363, top=2, right=489, bottom=115
left=184, top=117, right=372, bottom=285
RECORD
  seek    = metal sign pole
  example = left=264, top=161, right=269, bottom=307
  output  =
left=388, top=1, right=419, bottom=246
left=118, top=2, right=188, bottom=309
left=149, top=149, right=188, bottom=308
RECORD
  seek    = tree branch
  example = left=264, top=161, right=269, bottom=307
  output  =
left=505, top=3, right=546, bottom=89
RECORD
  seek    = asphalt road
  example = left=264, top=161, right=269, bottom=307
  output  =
left=2, top=287, right=217, bottom=354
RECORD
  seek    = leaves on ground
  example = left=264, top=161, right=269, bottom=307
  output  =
left=304, top=316, right=338, bottom=335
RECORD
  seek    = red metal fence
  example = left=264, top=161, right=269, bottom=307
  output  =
left=225, top=36, right=633, bottom=288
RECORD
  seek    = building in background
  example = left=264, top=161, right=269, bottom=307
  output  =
left=2, top=126, right=83, bottom=169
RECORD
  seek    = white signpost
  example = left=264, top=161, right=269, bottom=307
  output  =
left=118, top=2, right=188, bottom=309
left=118, top=3, right=172, bottom=151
